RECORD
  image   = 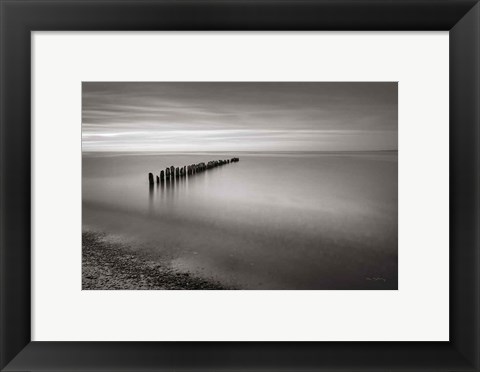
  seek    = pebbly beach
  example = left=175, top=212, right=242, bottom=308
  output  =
left=82, top=231, right=228, bottom=290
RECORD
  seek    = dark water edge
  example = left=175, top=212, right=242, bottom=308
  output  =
left=82, top=231, right=230, bottom=290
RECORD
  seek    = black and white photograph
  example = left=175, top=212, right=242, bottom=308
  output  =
left=82, top=82, right=398, bottom=290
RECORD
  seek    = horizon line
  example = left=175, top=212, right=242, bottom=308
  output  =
left=82, top=149, right=398, bottom=153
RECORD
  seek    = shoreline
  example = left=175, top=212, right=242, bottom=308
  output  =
left=82, top=231, right=229, bottom=290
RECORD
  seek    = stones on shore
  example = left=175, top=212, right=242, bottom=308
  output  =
left=147, top=157, right=239, bottom=186
left=82, top=231, right=228, bottom=290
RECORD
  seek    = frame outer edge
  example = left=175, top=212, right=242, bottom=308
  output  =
left=0, top=0, right=4, bottom=369
left=1, top=0, right=480, bottom=371
left=0, top=0, right=32, bottom=370
left=450, top=2, right=480, bottom=370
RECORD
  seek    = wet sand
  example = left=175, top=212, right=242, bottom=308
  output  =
left=82, top=231, right=229, bottom=290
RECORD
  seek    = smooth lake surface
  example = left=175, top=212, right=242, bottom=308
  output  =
left=82, top=152, right=398, bottom=289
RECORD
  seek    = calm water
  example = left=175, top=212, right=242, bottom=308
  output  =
left=82, top=152, right=398, bottom=289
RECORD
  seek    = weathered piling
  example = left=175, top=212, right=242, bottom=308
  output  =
left=148, top=158, right=238, bottom=184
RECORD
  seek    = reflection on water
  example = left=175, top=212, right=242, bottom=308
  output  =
left=149, top=163, right=234, bottom=210
left=83, top=151, right=398, bottom=289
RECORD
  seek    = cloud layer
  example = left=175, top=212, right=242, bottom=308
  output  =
left=82, top=82, right=397, bottom=152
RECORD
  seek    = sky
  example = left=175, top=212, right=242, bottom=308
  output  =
left=82, top=82, right=397, bottom=152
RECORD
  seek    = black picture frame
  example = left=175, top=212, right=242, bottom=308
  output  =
left=1, top=0, right=479, bottom=371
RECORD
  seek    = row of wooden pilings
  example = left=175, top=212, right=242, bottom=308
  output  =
left=148, top=157, right=239, bottom=185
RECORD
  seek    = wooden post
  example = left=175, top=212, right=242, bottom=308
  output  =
left=146, top=158, right=240, bottom=183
